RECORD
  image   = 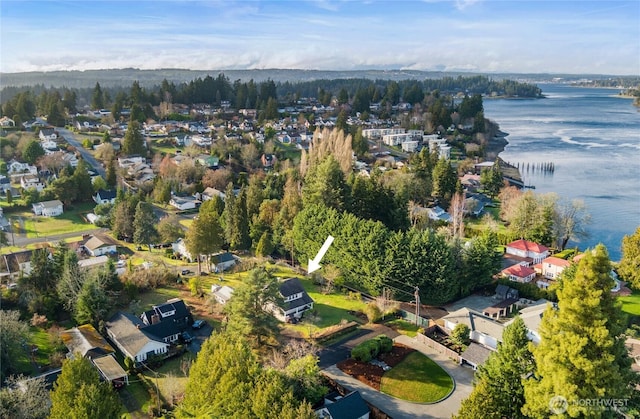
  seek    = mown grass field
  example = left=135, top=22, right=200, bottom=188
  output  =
left=384, top=318, right=421, bottom=337
left=619, top=291, right=640, bottom=316
left=380, top=352, right=454, bottom=403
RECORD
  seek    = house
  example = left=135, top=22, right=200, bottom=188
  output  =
left=32, top=200, right=64, bottom=217
left=94, top=189, right=117, bottom=205
left=261, top=154, right=277, bottom=169
left=59, top=324, right=128, bottom=387
left=505, top=301, right=551, bottom=345
left=0, top=249, right=44, bottom=278
left=273, top=277, right=315, bottom=322
left=426, top=206, right=452, bottom=223
left=505, top=239, right=550, bottom=264
left=169, top=196, right=199, bottom=211
left=315, top=391, right=370, bottom=419
left=77, top=255, right=109, bottom=270
left=39, top=128, right=57, bottom=141
left=199, top=187, right=226, bottom=201
left=139, top=298, right=192, bottom=344
left=211, top=252, right=238, bottom=273
left=172, top=238, right=193, bottom=262
left=8, top=160, right=37, bottom=175
left=0, top=116, right=15, bottom=127
left=460, top=342, right=494, bottom=370
left=210, top=285, right=235, bottom=305
left=540, top=256, right=571, bottom=279
left=83, top=234, right=118, bottom=257
left=501, top=264, right=537, bottom=283
left=0, top=176, right=11, bottom=193
left=118, top=156, right=145, bottom=169
left=195, top=155, right=219, bottom=169
left=442, top=307, right=504, bottom=351
left=495, top=284, right=519, bottom=300
left=105, top=312, right=169, bottom=363
left=21, top=174, right=45, bottom=192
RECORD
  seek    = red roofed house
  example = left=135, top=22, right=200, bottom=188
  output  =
left=505, top=239, right=550, bottom=264
left=541, top=256, right=571, bottom=279
left=502, top=264, right=537, bottom=283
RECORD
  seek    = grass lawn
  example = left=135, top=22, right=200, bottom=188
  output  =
left=29, top=326, right=63, bottom=366
left=384, top=318, right=421, bottom=337
left=289, top=279, right=368, bottom=337
left=140, top=354, right=193, bottom=407
left=20, top=202, right=96, bottom=238
left=619, top=291, right=640, bottom=315
left=381, top=352, right=453, bottom=403
left=134, top=287, right=184, bottom=313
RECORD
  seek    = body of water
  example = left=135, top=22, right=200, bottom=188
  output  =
left=483, top=84, right=640, bottom=261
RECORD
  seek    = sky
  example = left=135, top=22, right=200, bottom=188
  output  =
left=1, top=0, right=638, bottom=75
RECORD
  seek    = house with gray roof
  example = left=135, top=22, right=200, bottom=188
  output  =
left=442, top=307, right=504, bottom=350
left=315, top=391, right=370, bottom=419
left=273, top=277, right=314, bottom=322
left=105, top=312, right=169, bottom=363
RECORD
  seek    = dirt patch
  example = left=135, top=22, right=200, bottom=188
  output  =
left=336, top=344, right=415, bottom=390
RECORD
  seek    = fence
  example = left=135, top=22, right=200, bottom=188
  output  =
left=416, top=326, right=461, bottom=364
left=399, top=309, right=432, bottom=327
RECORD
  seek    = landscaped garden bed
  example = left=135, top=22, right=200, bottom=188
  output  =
left=336, top=343, right=415, bottom=390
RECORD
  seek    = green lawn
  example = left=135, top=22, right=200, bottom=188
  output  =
left=619, top=291, right=640, bottom=315
left=380, top=352, right=454, bottom=403
left=384, top=319, right=421, bottom=337
left=20, top=202, right=96, bottom=238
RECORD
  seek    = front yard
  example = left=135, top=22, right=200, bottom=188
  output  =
left=619, top=291, right=640, bottom=316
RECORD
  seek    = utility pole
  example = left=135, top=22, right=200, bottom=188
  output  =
left=414, top=286, right=421, bottom=326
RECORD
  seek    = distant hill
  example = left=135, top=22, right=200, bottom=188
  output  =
left=1, top=68, right=630, bottom=89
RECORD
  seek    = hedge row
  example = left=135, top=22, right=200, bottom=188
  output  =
left=351, top=335, right=393, bottom=362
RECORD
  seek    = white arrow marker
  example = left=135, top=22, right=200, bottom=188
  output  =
left=308, top=235, right=334, bottom=274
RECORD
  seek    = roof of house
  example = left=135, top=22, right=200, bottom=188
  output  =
left=325, top=391, right=369, bottom=419
left=543, top=256, right=571, bottom=268
left=77, top=255, right=109, bottom=270
left=92, top=354, right=127, bottom=381
left=60, top=324, right=115, bottom=359
left=84, top=234, right=118, bottom=251
left=34, top=199, right=63, bottom=209
left=502, top=264, right=536, bottom=278
left=279, top=277, right=306, bottom=298
left=211, top=285, right=235, bottom=303
left=96, top=189, right=117, bottom=200
left=140, top=298, right=191, bottom=329
left=106, top=312, right=164, bottom=356
left=506, top=301, right=552, bottom=335
left=212, top=252, right=236, bottom=264
left=443, top=307, right=505, bottom=342
left=461, top=342, right=493, bottom=366
left=507, top=239, right=549, bottom=254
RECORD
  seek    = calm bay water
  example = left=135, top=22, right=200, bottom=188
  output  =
left=483, top=84, right=640, bottom=261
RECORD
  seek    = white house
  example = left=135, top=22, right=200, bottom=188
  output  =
left=32, top=200, right=64, bottom=217
left=442, top=307, right=504, bottom=351
left=505, top=301, right=551, bottom=345
left=82, top=234, right=118, bottom=257
left=505, top=239, right=550, bottom=264
left=8, top=160, right=37, bottom=175
left=94, top=189, right=117, bottom=205
left=172, top=238, right=193, bottom=262
left=501, top=264, right=537, bottom=283
left=210, top=252, right=238, bottom=273
left=540, top=256, right=571, bottom=279
left=39, top=128, right=57, bottom=141
left=169, top=196, right=199, bottom=211
left=427, top=206, right=452, bottom=223
left=199, top=187, right=226, bottom=201
left=272, top=277, right=314, bottom=322
left=105, top=312, right=169, bottom=363
left=21, top=174, right=45, bottom=192
left=210, top=285, right=235, bottom=305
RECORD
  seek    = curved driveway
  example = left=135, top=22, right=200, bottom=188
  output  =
left=321, top=334, right=474, bottom=419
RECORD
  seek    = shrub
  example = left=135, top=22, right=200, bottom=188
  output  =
left=364, top=302, right=382, bottom=323
left=450, top=323, right=471, bottom=346
left=351, top=339, right=380, bottom=362
left=375, top=334, right=393, bottom=353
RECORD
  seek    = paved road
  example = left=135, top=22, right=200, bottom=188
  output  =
left=322, top=334, right=474, bottom=419
left=57, top=127, right=106, bottom=178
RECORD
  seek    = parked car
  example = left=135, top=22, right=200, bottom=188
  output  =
left=181, top=269, right=191, bottom=275
left=192, top=319, right=206, bottom=329
left=181, top=331, right=194, bottom=343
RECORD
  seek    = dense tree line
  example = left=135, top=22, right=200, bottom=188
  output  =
left=292, top=203, right=501, bottom=304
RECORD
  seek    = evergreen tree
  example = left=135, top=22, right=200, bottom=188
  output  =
left=522, top=245, right=636, bottom=418
left=431, top=157, right=458, bottom=208
left=105, top=158, right=117, bottom=188
left=133, top=201, right=158, bottom=250
left=255, top=231, right=274, bottom=257
left=50, top=357, right=121, bottom=419
left=91, top=82, right=104, bottom=110
left=122, top=120, right=145, bottom=156
left=302, top=156, right=348, bottom=211
left=74, top=276, right=109, bottom=325
left=480, top=161, right=503, bottom=198
left=224, top=267, right=282, bottom=346
left=618, top=227, right=640, bottom=289
left=352, top=126, right=369, bottom=157
left=72, top=159, right=94, bottom=202
left=185, top=208, right=224, bottom=273
left=22, top=140, right=45, bottom=165
left=456, top=316, right=534, bottom=419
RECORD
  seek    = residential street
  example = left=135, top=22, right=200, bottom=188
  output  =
left=57, top=127, right=106, bottom=178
